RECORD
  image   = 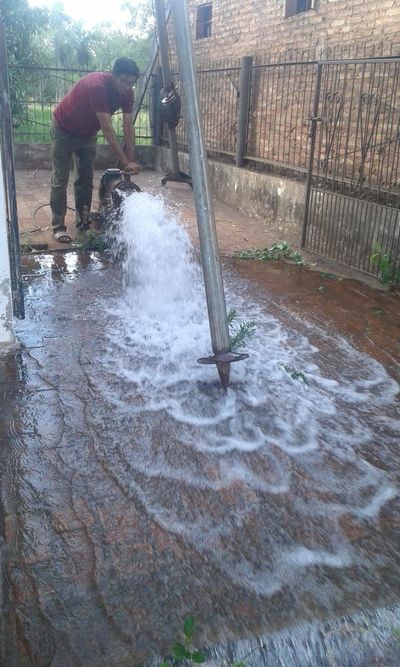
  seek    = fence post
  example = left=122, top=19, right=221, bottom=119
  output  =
left=235, top=56, right=253, bottom=168
left=0, top=21, right=24, bottom=320
left=301, top=62, right=323, bottom=249
left=151, top=66, right=163, bottom=146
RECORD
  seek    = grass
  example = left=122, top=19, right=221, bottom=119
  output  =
left=12, top=104, right=152, bottom=145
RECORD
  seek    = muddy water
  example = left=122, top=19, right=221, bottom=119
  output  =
left=1, top=195, right=400, bottom=666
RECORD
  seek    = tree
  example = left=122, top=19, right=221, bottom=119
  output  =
left=0, top=0, right=49, bottom=121
left=0, top=0, right=48, bottom=67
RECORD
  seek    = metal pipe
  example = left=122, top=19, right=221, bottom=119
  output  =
left=153, top=0, right=180, bottom=175
left=132, top=8, right=170, bottom=128
left=0, top=21, right=24, bottom=319
left=170, top=0, right=234, bottom=389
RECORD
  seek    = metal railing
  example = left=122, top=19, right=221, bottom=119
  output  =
left=302, top=57, right=400, bottom=276
left=8, top=66, right=153, bottom=145
left=162, top=41, right=400, bottom=183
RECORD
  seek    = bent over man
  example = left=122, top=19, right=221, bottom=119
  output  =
left=50, top=57, right=140, bottom=243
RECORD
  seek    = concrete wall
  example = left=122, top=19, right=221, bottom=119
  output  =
left=13, top=144, right=156, bottom=171
left=157, top=146, right=305, bottom=239
left=0, top=158, right=16, bottom=348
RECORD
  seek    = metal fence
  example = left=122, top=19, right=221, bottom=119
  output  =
left=163, top=49, right=399, bottom=277
left=174, top=64, right=241, bottom=155
left=247, top=60, right=315, bottom=171
left=302, top=57, right=400, bottom=276
left=9, top=66, right=153, bottom=145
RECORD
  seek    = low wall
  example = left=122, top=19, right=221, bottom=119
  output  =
left=14, top=143, right=306, bottom=240
left=156, top=147, right=306, bottom=240
left=13, top=144, right=156, bottom=171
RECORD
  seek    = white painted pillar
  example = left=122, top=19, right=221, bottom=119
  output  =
left=0, top=155, right=16, bottom=347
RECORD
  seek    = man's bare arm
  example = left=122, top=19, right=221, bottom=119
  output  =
left=122, top=113, right=135, bottom=161
left=96, top=112, right=138, bottom=172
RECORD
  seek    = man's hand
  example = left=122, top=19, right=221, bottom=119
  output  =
left=123, top=161, right=140, bottom=175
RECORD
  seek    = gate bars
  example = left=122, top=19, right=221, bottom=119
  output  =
left=302, top=57, right=400, bottom=276
left=0, top=22, right=24, bottom=319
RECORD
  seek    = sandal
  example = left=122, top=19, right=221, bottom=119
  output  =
left=54, top=230, right=72, bottom=243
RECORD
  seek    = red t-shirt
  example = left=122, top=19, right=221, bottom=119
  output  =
left=53, top=72, right=134, bottom=137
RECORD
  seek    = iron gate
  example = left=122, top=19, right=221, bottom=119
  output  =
left=302, top=57, right=400, bottom=276
left=0, top=22, right=24, bottom=319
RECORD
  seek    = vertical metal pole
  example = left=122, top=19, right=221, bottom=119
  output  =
left=153, top=0, right=180, bottom=175
left=0, top=21, right=24, bottom=320
left=301, top=62, right=323, bottom=248
left=151, top=66, right=162, bottom=146
left=132, top=8, right=170, bottom=127
left=236, top=56, right=253, bottom=168
left=0, top=141, right=16, bottom=345
left=170, top=0, right=234, bottom=389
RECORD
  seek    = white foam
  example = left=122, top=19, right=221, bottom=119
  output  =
left=90, top=191, right=400, bottom=596
left=283, top=546, right=353, bottom=569
left=358, top=485, right=398, bottom=518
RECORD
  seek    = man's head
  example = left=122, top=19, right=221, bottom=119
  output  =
left=112, top=58, right=140, bottom=93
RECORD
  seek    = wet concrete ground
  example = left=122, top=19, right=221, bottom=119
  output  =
left=17, top=169, right=285, bottom=255
left=0, top=246, right=399, bottom=666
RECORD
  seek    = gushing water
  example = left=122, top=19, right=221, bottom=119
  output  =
left=98, top=192, right=399, bottom=600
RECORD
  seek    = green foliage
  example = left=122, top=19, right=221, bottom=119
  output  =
left=227, top=308, right=256, bottom=351
left=161, top=617, right=206, bottom=666
left=1, top=0, right=49, bottom=121
left=159, top=616, right=272, bottom=666
left=370, top=242, right=400, bottom=285
left=236, top=242, right=305, bottom=264
left=75, top=230, right=110, bottom=252
left=12, top=105, right=151, bottom=144
left=279, top=363, right=309, bottom=385
left=2, top=0, right=154, bottom=95
left=0, top=0, right=48, bottom=67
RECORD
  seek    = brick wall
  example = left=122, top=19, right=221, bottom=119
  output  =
left=185, top=0, right=400, bottom=63
left=164, top=1, right=400, bottom=193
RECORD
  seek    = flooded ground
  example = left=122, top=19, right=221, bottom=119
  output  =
left=1, top=192, right=400, bottom=666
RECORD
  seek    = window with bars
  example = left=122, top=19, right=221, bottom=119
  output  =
left=285, top=0, right=315, bottom=18
left=196, top=4, right=213, bottom=39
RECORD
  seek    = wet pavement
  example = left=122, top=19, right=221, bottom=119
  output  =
left=0, top=243, right=399, bottom=666
left=16, top=169, right=285, bottom=255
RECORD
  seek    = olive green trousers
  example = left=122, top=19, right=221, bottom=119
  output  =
left=50, top=120, right=97, bottom=233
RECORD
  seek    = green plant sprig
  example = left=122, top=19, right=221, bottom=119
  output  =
left=370, top=242, right=400, bottom=285
left=279, top=363, right=309, bottom=385
left=227, top=308, right=256, bottom=350
left=235, top=241, right=305, bottom=265
left=75, top=230, right=109, bottom=252
left=161, top=617, right=206, bottom=666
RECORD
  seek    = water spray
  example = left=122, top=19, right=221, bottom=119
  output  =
left=169, top=0, right=248, bottom=390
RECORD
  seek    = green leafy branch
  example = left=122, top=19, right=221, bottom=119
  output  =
left=161, top=617, right=205, bottom=666
left=279, top=363, right=309, bottom=385
left=160, top=617, right=267, bottom=667
left=227, top=308, right=256, bottom=350
left=75, top=230, right=109, bottom=252
left=235, top=241, right=305, bottom=265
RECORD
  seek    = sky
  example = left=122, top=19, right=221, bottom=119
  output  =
left=27, top=0, right=133, bottom=29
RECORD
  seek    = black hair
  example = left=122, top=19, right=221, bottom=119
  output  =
left=112, top=58, right=140, bottom=78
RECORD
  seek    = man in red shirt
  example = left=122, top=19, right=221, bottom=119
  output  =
left=50, top=57, right=140, bottom=242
